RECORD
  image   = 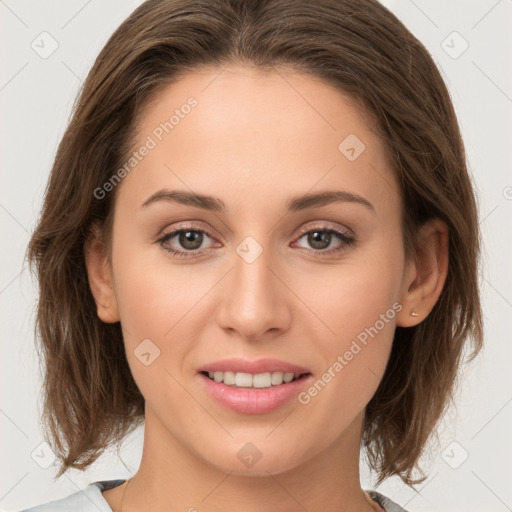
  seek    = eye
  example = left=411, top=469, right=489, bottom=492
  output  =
left=156, top=222, right=356, bottom=259
left=292, top=224, right=356, bottom=255
left=156, top=224, right=216, bottom=258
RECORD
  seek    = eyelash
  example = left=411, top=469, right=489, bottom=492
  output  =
left=155, top=223, right=356, bottom=259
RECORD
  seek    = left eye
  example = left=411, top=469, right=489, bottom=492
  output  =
left=294, top=228, right=355, bottom=252
left=158, top=228, right=213, bottom=255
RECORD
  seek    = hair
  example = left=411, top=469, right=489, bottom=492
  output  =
left=26, top=0, right=483, bottom=486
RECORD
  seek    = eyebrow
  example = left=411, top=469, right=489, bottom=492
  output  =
left=140, top=189, right=375, bottom=213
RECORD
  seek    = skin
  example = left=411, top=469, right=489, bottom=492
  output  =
left=85, top=64, right=449, bottom=512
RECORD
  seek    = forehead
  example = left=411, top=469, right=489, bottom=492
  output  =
left=118, top=64, right=399, bottom=216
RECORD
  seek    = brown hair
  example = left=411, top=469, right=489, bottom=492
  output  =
left=26, top=0, right=483, bottom=486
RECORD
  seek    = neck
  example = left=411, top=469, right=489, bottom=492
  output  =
left=115, top=408, right=381, bottom=512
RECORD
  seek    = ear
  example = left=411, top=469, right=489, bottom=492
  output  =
left=396, top=218, right=449, bottom=327
left=84, top=222, right=120, bottom=323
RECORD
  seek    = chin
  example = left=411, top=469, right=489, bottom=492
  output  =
left=217, top=455, right=301, bottom=477
left=196, top=437, right=308, bottom=477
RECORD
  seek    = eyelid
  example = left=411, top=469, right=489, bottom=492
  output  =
left=158, top=221, right=221, bottom=241
left=295, top=221, right=354, bottom=239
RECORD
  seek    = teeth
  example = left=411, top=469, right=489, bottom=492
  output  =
left=235, top=372, right=253, bottom=387
left=223, top=371, right=236, bottom=385
left=205, top=371, right=301, bottom=388
left=283, top=373, right=294, bottom=383
left=271, top=371, right=284, bottom=385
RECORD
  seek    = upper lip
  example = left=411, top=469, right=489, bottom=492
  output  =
left=198, top=358, right=310, bottom=375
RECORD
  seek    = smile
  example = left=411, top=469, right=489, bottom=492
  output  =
left=202, top=370, right=306, bottom=388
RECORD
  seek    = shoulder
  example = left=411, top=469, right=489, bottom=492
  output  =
left=17, top=482, right=404, bottom=512
left=16, top=479, right=126, bottom=512
left=365, top=489, right=411, bottom=512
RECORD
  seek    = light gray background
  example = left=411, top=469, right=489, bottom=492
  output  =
left=1, top=1, right=511, bottom=511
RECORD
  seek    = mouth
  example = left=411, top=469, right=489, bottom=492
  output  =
left=196, top=357, right=313, bottom=414
left=200, top=370, right=311, bottom=388
left=198, top=369, right=313, bottom=414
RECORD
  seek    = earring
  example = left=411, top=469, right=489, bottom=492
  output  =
left=410, top=310, right=419, bottom=317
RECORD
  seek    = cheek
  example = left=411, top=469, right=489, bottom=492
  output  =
left=112, top=237, right=204, bottom=337
left=111, top=242, right=219, bottom=395
left=295, top=249, right=402, bottom=401
left=299, top=251, right=401, bottom=343
left=112, top=252, right=200, bottom=414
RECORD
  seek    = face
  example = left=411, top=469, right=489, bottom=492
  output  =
left=99, top=64, right=411, bottom=476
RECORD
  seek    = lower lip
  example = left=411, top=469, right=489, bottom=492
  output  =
left=198, top=372, right=312, bottom=415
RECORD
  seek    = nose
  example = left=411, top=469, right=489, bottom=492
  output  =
left=216, top=239, right=292, bottom=341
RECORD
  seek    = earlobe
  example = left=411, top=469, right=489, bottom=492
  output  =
left=84, top=223, right=120, bottom=323
left=396, top=218, right=449, bottom=327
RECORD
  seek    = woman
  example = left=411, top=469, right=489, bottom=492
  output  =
left=22, top=0, right=483, bottom=510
